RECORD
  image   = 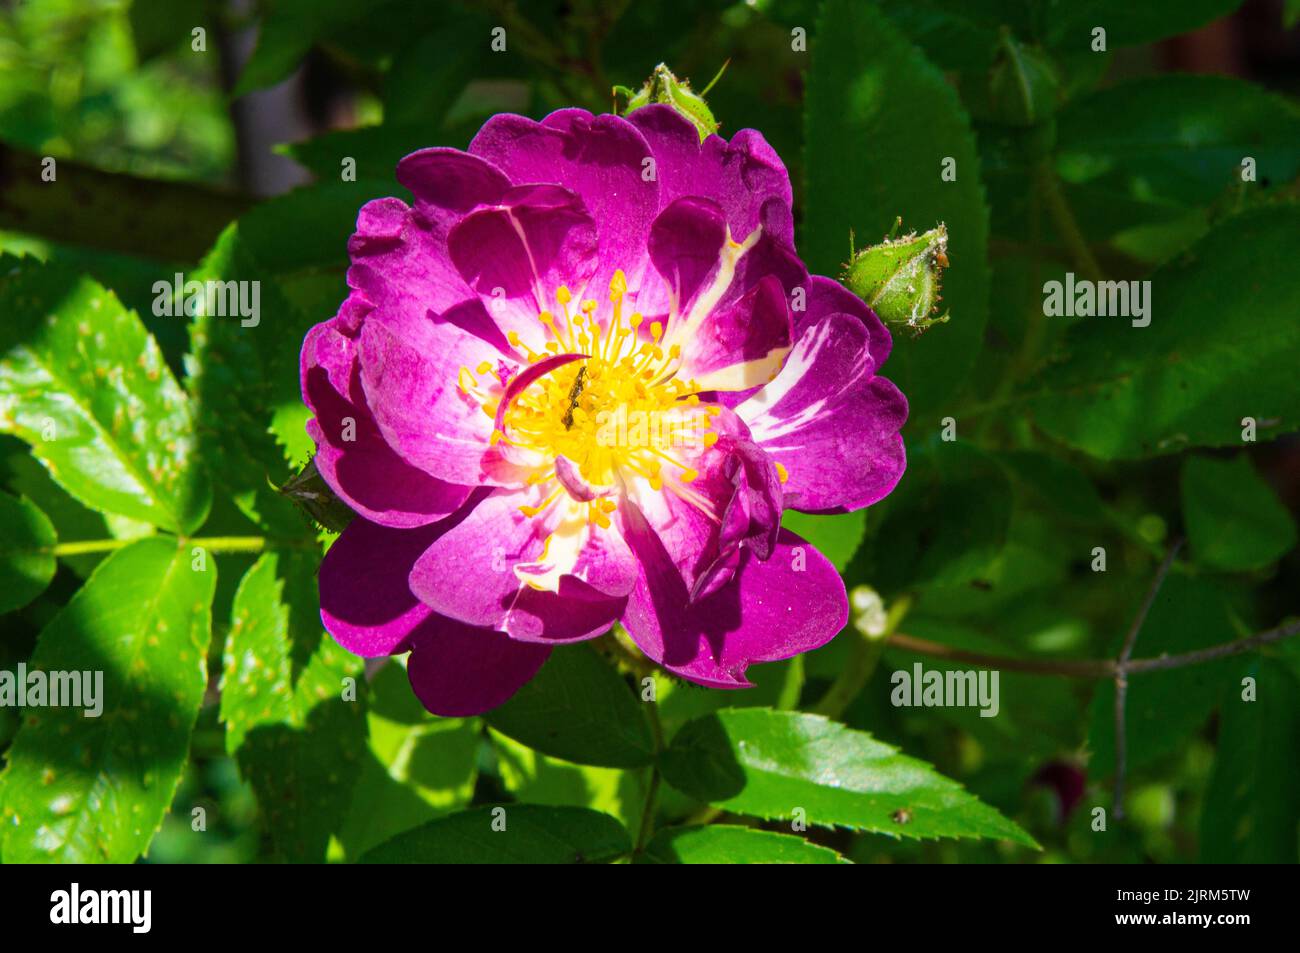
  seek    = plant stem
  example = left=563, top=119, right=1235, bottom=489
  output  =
left=602, top=630, right=666, bottom=854
left=1036, top=158, right=1104, bottom=283
left=49, top=535, right=300, bottom=557
left=634, top=694, right=665, bottom=855
left=813, top=594, right=912, bottom=719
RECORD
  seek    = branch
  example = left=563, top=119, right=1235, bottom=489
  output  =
left=0, top=143, right=252, bottom=262
left=884, top=617, right=1300, bottom=680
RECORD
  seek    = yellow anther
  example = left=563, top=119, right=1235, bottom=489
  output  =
left=556, top=286, right=572, bottom=305
left=775, top=462, right=789, bottom=484
left=650, top=321, right=663, bottom=341
left=476, top=360, right=493, bottom=375
left=489, top=429, right=507, bottom=446
left=703, top=431, right=719, bottom=447
left=610, top=269, right=627, bottom=300
left=629, top=313, right=643, bottom=328
left=581, top=299, right=597, bottom=313
left=679, top=468, right=699, bottom=483
left=457, top=367, right=476, bottom=394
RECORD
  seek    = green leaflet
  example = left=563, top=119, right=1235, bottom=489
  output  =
left=637, top=824, right=850, bottom=864
left=1181, top=454, right=1297, bottom=572
left=0, top=262, right=210, bottom=534
left=485, top=642, right=655, bottom=769
left=491, top=729, right=649, bottom=834
left=1028, top=205, right=1300, bottom=458
left=359, top=805, right=632, bottom=864
left=336, top=664, right=481, bottom=861
left=781, top=510, right=866, bottom=573
left=661, top=708, right=1037, bottom=847
left=804, top=0, right=991, bottom=415
left=220, top=551, right=367, bottom=861
left=0, top=537, right=214, bottom=862
left=0, top=489, right=57, bottom=613
left=1045, top=0, right=1245, bottom=49
left=861, top=439, right=1014, bottom=594
left=1200, top=657, right=1300, bottom=863
left=1057, top=75, right=1300, bottom=212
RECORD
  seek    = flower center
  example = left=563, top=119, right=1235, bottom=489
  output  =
left=487, top=270, right=721, bottom=523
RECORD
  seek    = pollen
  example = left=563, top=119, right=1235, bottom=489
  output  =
left=488, top=269, right=719, bottom=529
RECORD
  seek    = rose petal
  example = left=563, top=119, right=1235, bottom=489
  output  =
left=628, top=104, right=795, bottom=248
left=406, top=618, right=550, bottom=716
left=302, top=318, right=474, bottom=527
left=319, top=516, right=443, bottom=657
left=737, top=313, right=907, bottom=512
left=621, top=523, right=847, bottom=688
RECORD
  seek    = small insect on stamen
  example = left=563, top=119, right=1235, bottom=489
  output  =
left=562, top=365, right=589, bottom=430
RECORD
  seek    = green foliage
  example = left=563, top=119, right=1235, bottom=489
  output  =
left=1028, top=206, right=1300, bottom=458
left=638, top=824, right=849, bottom=864
left=861, top=440, right=1014, bottom=594
left=486, top=643, right=655, bottom=768
left=360, top=805, right=633, bottom=864
left=661, top=709, right=1037, bottom=847
left=1200, top=657, right=1300, bottom=863
left=337, top=665, right=480, bottom=860
left=220, top=551, right=367, bottom=861
left=805, top=0, right=990, bottom=414
left=1181, top=454, right=1297, bottom=572
left=0, top=0, right=1296, bottom=867
left=0, top=537, right=214, bottom=862
left=1057, top=75, right=1300, bottom=215
left=1087, top=575, right=1238, bottom=771
left=0, top=490, right=56, bottom=613
left=0, top=262, right=210, bottom=533
left=1045, top=0, right=1246, bottom=49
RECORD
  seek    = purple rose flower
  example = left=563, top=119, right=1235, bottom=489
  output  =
left=301, top=106, right=907, bottom=716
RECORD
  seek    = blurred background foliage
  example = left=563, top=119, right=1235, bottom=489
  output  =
left=0, top=0, right=1298, bottom=864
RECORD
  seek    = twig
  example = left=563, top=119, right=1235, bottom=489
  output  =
left=883, top=614, right=1300, bottom=680
left=1113, top=538, right=1182, bottom=819
left=884, top=633, right=1114, bottom=677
